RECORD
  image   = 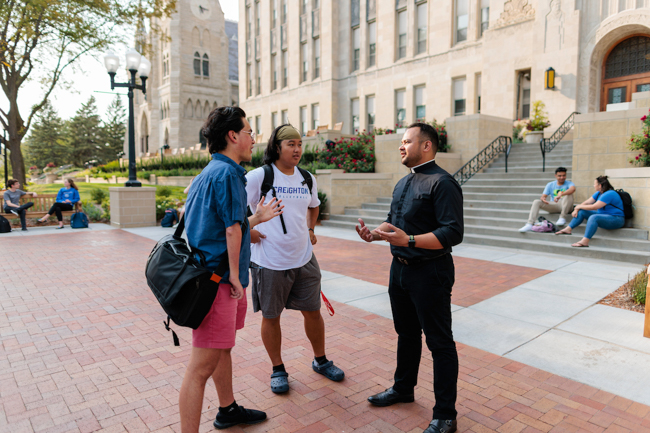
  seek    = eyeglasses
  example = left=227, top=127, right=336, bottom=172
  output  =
left=242, top=129, right=256, bottom=140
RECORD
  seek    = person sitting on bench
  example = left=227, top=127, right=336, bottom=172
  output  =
left=37, top=178, right=80, bottom=229
left=3, top=179, right=37, bottom=231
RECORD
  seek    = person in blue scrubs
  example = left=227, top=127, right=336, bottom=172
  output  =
left=555, top=175, right=625, bottom=247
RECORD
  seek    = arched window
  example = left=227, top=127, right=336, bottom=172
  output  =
left=186, top=100, right=194, bottom=118
left=160, top=104, right=164, bottom=119
left=202, top=54, right=210, bottom=77
left=204, top=101, right=210, bottom=117
left=195, top=100, right=202, bottom=119
left=194, top=52, right=201, bottom=75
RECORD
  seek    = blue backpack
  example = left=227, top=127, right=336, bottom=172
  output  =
left=70, top=211, right=89, bottom=229
left=161, top=209, right=178, bottom=227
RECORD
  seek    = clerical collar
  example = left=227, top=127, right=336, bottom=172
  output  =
left=410, top=159, right=436, bottom=173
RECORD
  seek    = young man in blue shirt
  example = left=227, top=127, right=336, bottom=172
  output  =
left=179, top=106, right=282, bottom=432
left=519, top=166, right=576, bottom=232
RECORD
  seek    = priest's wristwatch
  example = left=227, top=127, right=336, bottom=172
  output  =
left=408, top=235, right=416, bottom=248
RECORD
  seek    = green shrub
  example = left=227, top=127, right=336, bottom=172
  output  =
left=156, top=186, right=173, bottom=198
left=625, top=268, right=647, bottom=305
left=101, top=199, right=110, bottom=221
left=81, top=200, right=104, bottom=222
left=317, top=131, right=375, bottom=173
left=317, top=191, right=328, bottom=221
left=250, top=149, right=265, bottom=168
left=427, top=119, right=449, bottom=152
left=90, top=188, right=107, bottom=204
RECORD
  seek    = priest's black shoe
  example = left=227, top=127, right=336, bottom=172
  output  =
left=423, top=419, right=457, bottom=433
left=367, top=387, right=414, bottom=407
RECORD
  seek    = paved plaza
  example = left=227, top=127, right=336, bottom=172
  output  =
left=1, top=225, right=650, bottom=432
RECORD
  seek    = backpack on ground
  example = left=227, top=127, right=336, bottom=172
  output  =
left=145, top=215, right=248, bottom=346
left=257, top=164, right=313, bottom=234
left=70, top=211, right=89, bottom=229
left=161, top=208, right=178, bottom=227
left=0, top=215, right=12, bottom=233
left=532, top=216, right=557, bottom=233
left=615, top=189, right=634, bottom=219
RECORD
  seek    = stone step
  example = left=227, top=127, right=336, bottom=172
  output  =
left=463, top=179, right=551, bottom=187
left=465, top=199, right=538, bottom=211
left=464, top=217, right=649, bottom=241
left=361, top=202, right=391, bottom=211
left=462, top=233, right=650, bottom=265
left=463, top=192, right=541, bottom=201
left=376, top=197, right=392, bottom=204
left=462, top=185, right=543, bottom=194
left=499, top=152, right=573, bottom=160
left=488, top=159, right=571, bottom=168
left=469, top=172, right=571, bottom=180
left=345, top=208, right=389, bottom=218
left=483, top=167, right=567, bottom=173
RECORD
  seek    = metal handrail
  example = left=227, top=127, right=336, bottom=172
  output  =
left=540, top=111, right=579, bottom=172
left=453, top=135, right=512, bottom=186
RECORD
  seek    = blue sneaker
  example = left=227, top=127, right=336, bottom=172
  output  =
left=312, top=360, right=344, bottom=382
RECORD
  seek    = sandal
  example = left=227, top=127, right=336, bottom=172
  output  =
left=571, top=242, right=589, bottom=248
left=312, top=360, right=345, bottom=382
left=555, top=228, right=571, bottom=235
left=270, top=371, right=289, bottom=394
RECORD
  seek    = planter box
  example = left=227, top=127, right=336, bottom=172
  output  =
left=525, top=130, right=544, bottom=144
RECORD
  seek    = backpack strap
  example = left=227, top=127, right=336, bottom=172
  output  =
left=261, top=164, right=287, bottom=234
left=297, top=167, right=314, bottom=195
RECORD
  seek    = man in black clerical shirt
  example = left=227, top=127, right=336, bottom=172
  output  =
left=356, top=123, right=463, bottom=433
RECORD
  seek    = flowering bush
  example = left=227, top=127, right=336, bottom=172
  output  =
left=374, top=127, right=395, bottom=135
left=628, top=109, right=650, bottom=167
left=513, top=119, right=528, bottom=141
left=427, top=119, right=449, bottom=152
left=526, top=100, right=551, bottom=132
left=317, top=131, right=375, bottom=173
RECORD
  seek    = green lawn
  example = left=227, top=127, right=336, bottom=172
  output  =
left=29, top=183, right=188, bottom=202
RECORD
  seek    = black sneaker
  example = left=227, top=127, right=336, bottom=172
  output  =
left=213, top=406, right=267, bottom=430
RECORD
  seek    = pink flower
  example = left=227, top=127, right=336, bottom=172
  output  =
left=642, top=115, right=647, bottom=121
left=636, top=155, right=640, bottom=160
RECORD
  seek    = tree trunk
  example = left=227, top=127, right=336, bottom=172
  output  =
left=6, top=79, right=27, bottom=186
left=8, top=135, right=26, bottom=187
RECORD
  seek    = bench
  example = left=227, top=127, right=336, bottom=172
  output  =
left=0, top=193, right=80, bottom=221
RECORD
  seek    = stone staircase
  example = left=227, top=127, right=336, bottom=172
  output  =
left=321, top=141, right=650, bottom=265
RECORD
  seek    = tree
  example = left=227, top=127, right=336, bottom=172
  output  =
left=66, top=96, right=104, bottom=167
left=0, top=0, right=176, bottom=185
left=23, top=101, right=68, bottom=168
left=101, top=95, right=126, bottom=163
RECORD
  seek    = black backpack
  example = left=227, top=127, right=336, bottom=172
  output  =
left=0, top=215, right=11, bottom=233
left=616, top=189, right=634, bottom=219
left=257, top=164, right=313, bottom=234
left=161, top=208, right=178, bottom=227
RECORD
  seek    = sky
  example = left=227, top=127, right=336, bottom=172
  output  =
left=0, top=0, right=239, bottom=129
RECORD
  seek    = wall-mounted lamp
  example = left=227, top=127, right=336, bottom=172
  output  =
left=544, top=67, right=556, bottom=90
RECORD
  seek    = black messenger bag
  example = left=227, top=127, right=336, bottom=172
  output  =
left=145, top=215, right=242, bottom=345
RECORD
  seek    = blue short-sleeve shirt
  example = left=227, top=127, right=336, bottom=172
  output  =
left=542, top=180, right=574, bottom=201
left=185, top=153, right=251, bottom=286
left=593, top=190, right=625, bottom=217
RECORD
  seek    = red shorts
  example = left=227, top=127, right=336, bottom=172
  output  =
left=192, top=283, right=247, bottom=349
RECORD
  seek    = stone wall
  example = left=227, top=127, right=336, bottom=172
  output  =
left=446, top=114, right=513, bottom=169
left=109, top=187, right=156, bottom=228
left=572, top=109, right=646, bottom=203
left=605, top=167, right=650, bottom=234
left=315, top=170, right=394, bottom=216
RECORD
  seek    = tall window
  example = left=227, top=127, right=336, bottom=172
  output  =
left=272, top=111, right=279, bottom=129
left=314, top=38, right=320, bottom=78
left=282, top=109, right=289, bottom=124
left=455, top=0, right=468, bottom=43
left=480, top=0, right=489, bottom=36
left=312, top=104, right=320, bottom=129
left=415, top=86, right=426, bottom=121
left=202, top=54, right=209, bottom=77
left=272, top=54, right=278, bottom=90
left=247, top=64, right=253, bottom=97
left=255, top=60, right=261, bottom=95
left=351, top=98, right=360, bottom=133
left=272, top=0, right=278, bottom=28
left=282, top=0, right=287, bottom=24
left=301, top=43, right=308, bottom=82
left=368, top=21, right=376, bottom=67
left=352, top=27, right=360, bottom=71
left=247, top=6, right=252, bottom=38
left=366, top=95, right=375, bottom=132
left=302, top=0, right=308, bottom=14
left=193, top=52, right=201, bottom=75
left=255, top=115, right=262, bottom=135
left=453, top=78, right=466, bottom=116
left=162, top=52, right=170, bottom=83
left=417, top=2, right=427, bottom=54
left=255, top=1, right=260, bottom=36
left=396, top=89, right=406, bottom=127
left=476, top=73, right=482, bottom=113
left=282, top=50, right=288, bottom=87
left=517, top=71, right=531, bottom=118
left=397, top=10, right=407, bottom=59
left=300, top=106, right=308, bottom=134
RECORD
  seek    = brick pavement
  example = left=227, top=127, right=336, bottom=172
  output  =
left=313, top=236, right=550, bottom=307
left=1, top=230, right=650, bottom=433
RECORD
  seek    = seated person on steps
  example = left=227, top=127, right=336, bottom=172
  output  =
left=3, top=179, right=37, bottom=231
left=519, top=167, right=575, bottom=232
left=555, top=175, right=625, bottom=248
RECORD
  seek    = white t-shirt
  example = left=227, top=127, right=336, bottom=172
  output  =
left=246, top=164, right=320, bottom=270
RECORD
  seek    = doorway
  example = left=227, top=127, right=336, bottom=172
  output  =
left=600, top=35, right=650, bottom=111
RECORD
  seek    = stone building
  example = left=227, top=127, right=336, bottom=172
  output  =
left=132, top=0, right=238, bottom=155
left=238, top=0, right=650, bottom=137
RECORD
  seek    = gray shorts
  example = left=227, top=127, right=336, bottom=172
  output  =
left=251, top=254, right=322, bottom=319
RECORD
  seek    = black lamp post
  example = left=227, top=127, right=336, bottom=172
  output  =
left=160, top=144, right=170, bottom=169
left=103, top=49, right=151, bottom=187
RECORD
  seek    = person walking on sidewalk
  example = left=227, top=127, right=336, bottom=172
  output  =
left=245, top=124, right=344, bottom=395
left=3, top=179, right=37, bottom=231
left=356, top=123, right=463, bottom=433
left=37, top=178, right=80, bottom=229
left=179, top=106, right=282, bottom=432
left=519, top=167, right=575, bottom=232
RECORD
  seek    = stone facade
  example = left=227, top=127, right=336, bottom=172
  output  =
left=239, top=0, right=650, bottom=140
left=109, top=187, right=157, bottom=228
left=131, top=1, right=238, bottom=155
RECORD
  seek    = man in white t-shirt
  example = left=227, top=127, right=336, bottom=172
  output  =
left=246, top=125, right=344, bottom=394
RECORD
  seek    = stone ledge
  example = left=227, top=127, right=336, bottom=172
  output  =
left=605, top=167, right=650, bottom=178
